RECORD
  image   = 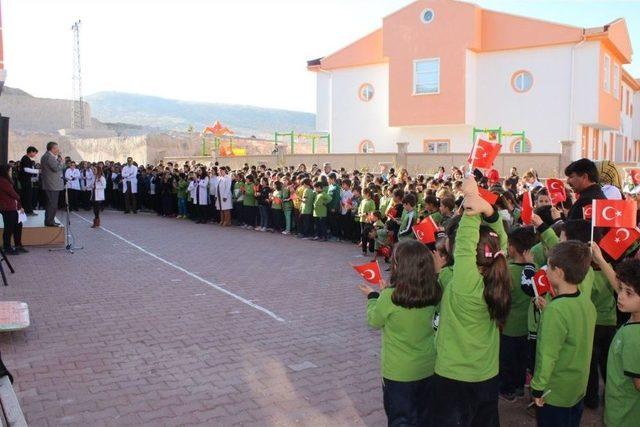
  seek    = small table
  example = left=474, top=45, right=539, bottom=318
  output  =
left=0, top=302, right=30, bottom=332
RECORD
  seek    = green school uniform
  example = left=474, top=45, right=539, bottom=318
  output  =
left=435, top=212, right=506, bottom=382
left=367, top=288, right=437, bottom=382
left=272, top=190, right=283, bottom=210
left=176, top=180, right=188, bottom=199
left=282, top=188, right=293, bottom=211
left=397, top=209, right=416, bottom=242
left=527, top=227, right=561, bottom=334
left=301, top=188, right=315, bottom=215
left=530, top=291, right=596, bottom=407
left=591, top=269, right=617, bottom=326
left=357, top=198, right=375, bottom=222
left=327, top=184, right=341, bottom=212
left=379, top=196, right=391, bottom=216
left=428, top=211, right=443, bottom=225
left=504, top=263, right=531, bottom=337
left=438, top=266, right=454, bottom=291
left=243, top=183, right=257, bottom=207
left=313, top=192, right=330, bottom=218
left=605, top=322, right=640, bottom=427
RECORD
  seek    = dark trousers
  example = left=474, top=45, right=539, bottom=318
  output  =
left=314, top=216, right=327, bottom=239
left=536, top=400, right=583, bottom=427
left=93, top=201, right=102, bottom=219
left=300, top=213, right=312, bottom=237
left=528, top=336, right=537, bottom=376
left=124, top=186, right=137, bottom=213
left=20, top=179, right=34, bottom=214
left=383, top=376, right=434, bottom=427
left=44, top=190, right=60, bottom=225
left=243, top=205, right=258, bottom=227
left=0, top=211, right=22, bottom=249
left=499, top=334, right=528, bottom=395
left=68, top=189, right=80, bottom=211
left=271, top=209, right=284, bottom=231
left=432, top=374, right=499, bottom=427
left=585, top=324, right=616, bottom=408
left=81, top=191, right=92, bottom=210
left=361, top=223, right=374, bottom=254
left=327, top=210, right=339, bottom=238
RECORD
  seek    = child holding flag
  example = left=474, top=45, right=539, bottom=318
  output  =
left=358, top=240, right=442, bottom=426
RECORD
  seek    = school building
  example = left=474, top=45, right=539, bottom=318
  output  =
left=307, top=0, right=640, bottom=163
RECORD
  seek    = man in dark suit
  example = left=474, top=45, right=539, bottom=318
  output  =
left=18, top=146, right=39, bottom=215
left=40, top=141, right=64, bottom=227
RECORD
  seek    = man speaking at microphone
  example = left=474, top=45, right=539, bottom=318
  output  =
left=40, top=141, right=65, bottom=227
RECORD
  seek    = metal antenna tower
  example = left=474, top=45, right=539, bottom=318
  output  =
left=71, top=20, right=84, bottom=129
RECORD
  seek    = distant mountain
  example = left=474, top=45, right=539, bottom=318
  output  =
left=85, top=91, right=316, bottom=137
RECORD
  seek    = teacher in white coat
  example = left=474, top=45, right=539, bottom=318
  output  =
left=121, top=157, right=138, bottom=214
left=188, top=167, right=209, bottom=224
left=217, top=167, right=233, bottom=226
left=91, top=165, right=106, bottom=228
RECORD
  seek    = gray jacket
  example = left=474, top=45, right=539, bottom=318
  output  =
left=40, top=151, right=64, bottom=191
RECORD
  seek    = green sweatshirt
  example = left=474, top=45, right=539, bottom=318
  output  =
left=504, top=263, right=530, bottom=337
left=313, top=192, right=330, bottom=218
left=243, top=183, right=257, bottom=207
left=301, top=188, right=315, bottom=215
left=272, top=190, right=283, bottom=210
left=591, top=269, right=617, bottom=326
left=528, top=226, right=562, bottom=334
left=435, top=212, right=505, bottom=382
left=605, top=322, right=640, bottom=427
left=327, top=184, right=341, bottom=211
left=176, top=180, right=188, bottom=199
left=531, top=291, right=596, bottom=407
left=282, top=187, right=293, bottom=211
left=366, top=288, right=437, bottom=381
left=357, top=198, right=375, bottom=222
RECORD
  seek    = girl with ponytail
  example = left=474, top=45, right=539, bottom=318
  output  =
left=433, top=177, right=512, bottom=427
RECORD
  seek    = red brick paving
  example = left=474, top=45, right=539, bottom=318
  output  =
left=0, top=210, right=604, bottom=426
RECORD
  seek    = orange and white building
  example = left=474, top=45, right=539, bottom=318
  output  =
left=308, top=0, right=640, bottom=162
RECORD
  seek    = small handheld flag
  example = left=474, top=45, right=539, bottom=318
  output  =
left=412, top=217, right=438, bottom=244
left=533, top=267, right=555, bottom=297
left=478, top=187, right=499, bottom=205
left=521, top=191, right=534, bottom=225
left=628, top=168, right=640, bottom=186
left=469, top=139, right=502, bottom=170
left=352, top=261, right=382, bottom=286
left=545, top=179, right=567, bottom=205
left=592, top=199, right=637, bottom=228
left=598, top=227, right=640, bottom=260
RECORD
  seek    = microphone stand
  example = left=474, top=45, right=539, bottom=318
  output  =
left=50, top=176, right=84, bottom=254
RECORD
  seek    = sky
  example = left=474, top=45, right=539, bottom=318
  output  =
left=3, top=0, right=640, bottom=113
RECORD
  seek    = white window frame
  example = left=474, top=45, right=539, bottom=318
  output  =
left=613, top=64, right=620, bottom=99
left=603, top=54, right=611, bottom=93
left=420, top=8, right=435, bottom=24
left=413, top=58, right=440, bottom=96
left=425, top=140, right=450, bottom=153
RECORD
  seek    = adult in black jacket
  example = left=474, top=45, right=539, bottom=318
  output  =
left=564, top=158, right=606, bottom=220
left=18, top=146, right=39, bottom=215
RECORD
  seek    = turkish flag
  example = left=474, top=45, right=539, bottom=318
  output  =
left=478, top=187, right=499, bottom=205
left=598, top=227, right=640, bottom=260
left=521, top=191, right=534, bottom=225
left=352, top=261, right=382, bottom=286
left=628, top=168, right=640, bottom=186
left=469, top=139, right=502, bottom=170
left=583, top=205, right=593, bottom=220
left=412, top=217, right=438, bottom=244
left=387, top=207, right=398, bottom=219
left=533, top=267, right=555, bottom=297
left=592, top=199, right=638, bottom=228
left=545, top=179, right=567, bottom=204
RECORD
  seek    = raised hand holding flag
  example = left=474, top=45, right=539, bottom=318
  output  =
left=533, top=267, right=555, bottom=297
left=521, top=191, right=534, bottom=225
left=469, top=138, right=502, bottom=170
left=478, top=187, right=499, bottom=205
left=545, top=179, right=567, bottom=205
left=352, top=261, right=382, bottom=286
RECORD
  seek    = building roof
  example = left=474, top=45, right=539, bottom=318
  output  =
left=308, top=0, right=634, bottom=71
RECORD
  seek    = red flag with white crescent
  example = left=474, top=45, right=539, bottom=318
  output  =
left=469, top=139, right=502, bottom=170
left=545, top=179, right=567, bottom=204
left=412, top=217, right=438, bottom=244
left=521, top=191, right=534, bottom=225
left=592, top=199, right=638, bottom=228
left=352, top=261, right=382, bottom=286
left=628, top=168, right=640, bottom=186
left=598, top=227, right=640, bottom=260
left=533, top=267, right=555, bottom=297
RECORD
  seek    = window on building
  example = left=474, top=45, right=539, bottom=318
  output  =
left=603, top=55, right=611, bottom=93
left=613, top=64, right=620, bottom=99
left=511, top=70, right=533, bottom=93
left=414, top=59, right=440, bottom=95
left=421, top=8, right=435, bottom=24
left=510, top=138, right=532, bottom=153
left=359, top=140, right=375, bottom=153
left=358, top=83, right=374, bottom=102
left=423, top=140, right=450, bottom=153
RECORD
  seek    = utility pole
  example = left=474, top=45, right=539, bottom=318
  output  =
left=71, top=20, right=84, bottom=129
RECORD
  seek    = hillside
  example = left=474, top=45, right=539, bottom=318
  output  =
left=85, top=92, right=316, bottom=137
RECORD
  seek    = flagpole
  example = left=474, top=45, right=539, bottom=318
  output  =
left=590, top=200, right=596, bottom=252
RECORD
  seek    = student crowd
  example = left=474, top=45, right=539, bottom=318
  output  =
left=8, top=148, right=640, bottom=427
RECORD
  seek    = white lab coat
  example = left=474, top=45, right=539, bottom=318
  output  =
left=209, top=175, right=220, bottom=205
left=121, top=164, right=138, bottom=194
left=82, top=169, right=95, bottom=192
left=217, top=175, right=233, bottom=210
left=93, top=176, right=106, bottom=201
left=65, top=168, right=81, bottom=190
left=188, top=178, right=209, bottom=205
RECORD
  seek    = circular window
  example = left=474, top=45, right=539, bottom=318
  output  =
left=359, top=140, right=375, bottom=153
left=511, top=70, right=534, bottom=93
left=358, top=83, right=375, bottom=102
left=510, top=138, right=532, bottom=153
left=421, top=9, right=435, bottom=24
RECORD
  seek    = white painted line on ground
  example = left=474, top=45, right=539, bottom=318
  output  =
left=73, top=213, right=286, bottom=322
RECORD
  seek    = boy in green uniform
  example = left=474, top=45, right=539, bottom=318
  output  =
left=531, top=241, right=596, bottom=426
left=357, top=188, right=376, bottom=254
left=591, top=247, right=640, bottom=427
left=397, top=194, right=417, bottom=241
left=242, top=175, right=258, bottom=229
left=299, top=178, right=315, bottom=239
left=312, top=182, right=330, bottom=241
left=176, top=174, right=188, bottom=219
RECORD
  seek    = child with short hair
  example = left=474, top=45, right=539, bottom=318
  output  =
left=312, top=181, right=330, bottom=241
left=299, top=178, right=315, bottom=239
left=339, top=179, right=353, bottom=241
left=281, top=177, right=294, bottom=235
left=397, top=194, right=417, bottom=242
left=439, top=197, right=456, bottom=230
left=271, top=181, right=284, bottom=233
left=176, top=173, right=188, bottom=219
left=530, top=241, right=596, bottom=426
left=359, top=240, right=442, bottom=426
left=358, top=188, right=376, bottom=254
